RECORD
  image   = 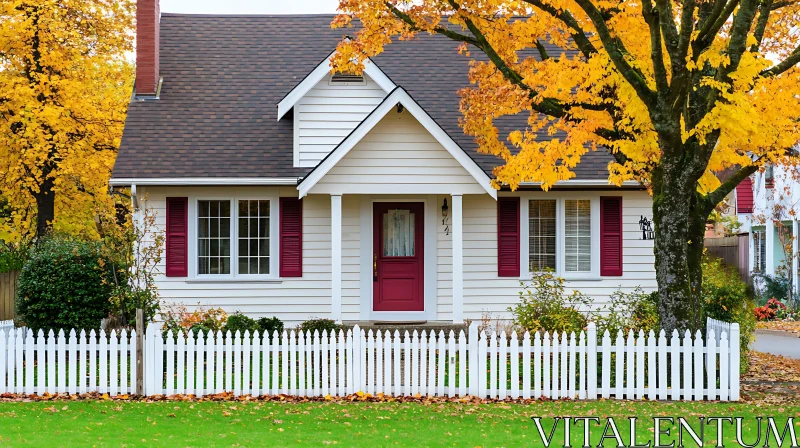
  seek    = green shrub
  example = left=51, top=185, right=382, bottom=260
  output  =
left=509, top=271, right=592, bottom=335
left=16, top=237, right=114, bottom=332
left=223, top=311, right=260, bottom=336
left=753, top=272, right=791, bottom=306
left=0, top=244, right=28, bottom=273
left=257, top=316, right=284, bottom=336
left=595, top=288, right=659, bottom=338
left=298, top=318, right=340, bottom=335
left=702, top=255, right=756, bottom=359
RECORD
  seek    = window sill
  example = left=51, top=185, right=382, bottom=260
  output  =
left=520, top=274, right=604, bottom=282
left=185, top=278, right=283, bottom=284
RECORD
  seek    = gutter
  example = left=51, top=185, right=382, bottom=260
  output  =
left=108, top=177, right=301, bottom=187
left=518, top=180, right=643, bottom=187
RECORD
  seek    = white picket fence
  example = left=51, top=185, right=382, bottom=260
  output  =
left=0, top=322, right=741, bottom=401
left=0, top=320, right=13, bottom=331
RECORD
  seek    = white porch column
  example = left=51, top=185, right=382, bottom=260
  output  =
left=452, top=194, right=463, bottom=324
left=793, top=219, right=799, bottom=294
left=766, top=217, right=775, bottom=277
left=331, top=194, right=343, bottom=323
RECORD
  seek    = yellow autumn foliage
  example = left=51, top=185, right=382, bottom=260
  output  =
left=0, top=0, right=135, bottom=243
left=331, top=0, right=800, bottom=192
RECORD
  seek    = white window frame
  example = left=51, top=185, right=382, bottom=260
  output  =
left=517, top=191, right=601, bottom=280
left=189, top=194, right=280, bottom=281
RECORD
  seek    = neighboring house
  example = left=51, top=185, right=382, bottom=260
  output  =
left=747, top=163, right=800, bottom=292
left=111, top=1, right=656, bottom=324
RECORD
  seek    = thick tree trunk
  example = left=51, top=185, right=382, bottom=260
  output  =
left=33, top=176, right=55, bottom=238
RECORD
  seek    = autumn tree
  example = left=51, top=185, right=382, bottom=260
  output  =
left=332, top=0, right=800, bottom=331
left=0, top=0, right=135, bottom=242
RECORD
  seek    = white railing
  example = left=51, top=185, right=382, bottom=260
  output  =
left=0, top=320, right=13, bottom=331
left=0, top=322, right=741, bottom=401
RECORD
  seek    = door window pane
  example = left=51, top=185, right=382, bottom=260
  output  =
left=238, top=200, right=270, bottom=274
left=565, top=199, right=592, bottom=272
left=529, top=200, right=557, bottom=271
left=198, top=200, right=231, bottom=275
left=383, top=210, right=415, bottom=256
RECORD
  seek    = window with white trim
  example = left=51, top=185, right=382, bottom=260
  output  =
left=753, top=230, right=766, bottom=273
left=196, top=198, right=273, bottom=277
left=528, top=200, right=557, bottom=272
left=523, top=196, right=598, bottom=277
left=237, top=200, right=270, bottom=275
left=198, top=200, right=231, bottom=275
left=564, top=199, right=592, bottom=272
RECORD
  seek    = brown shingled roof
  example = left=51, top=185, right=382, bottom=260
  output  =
left=113, top=14, right=613, bottom=181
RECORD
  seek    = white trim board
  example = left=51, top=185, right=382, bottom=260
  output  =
left=109, top=178, right=299, bottom=186
left=297, top=87, right=497, bottom=199
left=277, top=53, right=396, bottom=120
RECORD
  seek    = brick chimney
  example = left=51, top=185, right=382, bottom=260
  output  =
left=136, top=0, right=160, bottom=96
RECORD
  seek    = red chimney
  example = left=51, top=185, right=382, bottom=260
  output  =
left=136, top=0, right=160, bottom=96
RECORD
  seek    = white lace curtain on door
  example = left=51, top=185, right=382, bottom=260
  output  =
left=383, top=210, right=415, bottom=256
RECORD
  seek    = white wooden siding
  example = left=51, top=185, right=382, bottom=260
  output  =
left=455, top=192, right=656, bottom=319
left=308, top=110, right=486, bottom=195
left=295, top=74, right=387, bottom=167
left=141, top=186, right=654, bottom=324
left=142, top=186, right=360, bottom=323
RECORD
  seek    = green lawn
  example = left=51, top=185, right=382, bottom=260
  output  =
left=0, top=399, right=797, bottom=447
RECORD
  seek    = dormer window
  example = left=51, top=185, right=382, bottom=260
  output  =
left=329, top=72, right=366, bottom=85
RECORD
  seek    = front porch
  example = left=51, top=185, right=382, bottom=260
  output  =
left=324, top=193, right=469, bottom=324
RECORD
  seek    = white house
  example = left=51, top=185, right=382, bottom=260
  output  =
left=743, top=163, right=800, bottom=292
left=110, top=3, right=656, bottom=324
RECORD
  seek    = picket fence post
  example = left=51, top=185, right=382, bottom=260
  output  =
left=468, top=323, right=478, bottom=396
left=587, top=323, right=597, bottom=399
left=730, top=323, right=740, bottom=401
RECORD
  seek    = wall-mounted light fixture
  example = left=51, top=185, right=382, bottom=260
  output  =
left=639, top=215, right=655, bottom=240
left=442, top=198, right=450, bottom=236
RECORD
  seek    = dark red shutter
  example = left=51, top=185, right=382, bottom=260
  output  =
left=600, top=196, right=623, bottom=276
left=497, top=197, right=520, bottom=277
left=280, top=197, right=303, bottom=277
left=736, top=177, right=754, bottom=214
left=165, top=197, right=188, bottom=277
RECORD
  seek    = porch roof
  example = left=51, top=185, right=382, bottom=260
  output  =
left=297, top=87, right=497, bottom=199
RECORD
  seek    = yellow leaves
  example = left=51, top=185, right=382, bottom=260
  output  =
left=335, top=1, right=800, bottom=194
left=0, top=0, right=134, bottom=242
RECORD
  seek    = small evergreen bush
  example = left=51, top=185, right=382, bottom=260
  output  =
left=257, top=316, right=284, bottom=336
left=223, top=311, right=260, bottom=336
left=298, top=318, right=340, bottom=334
left=16, top=237, right=114, bottom=332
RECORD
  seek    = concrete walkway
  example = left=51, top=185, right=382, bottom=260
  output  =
left=753, top=329, right=800, bottom=359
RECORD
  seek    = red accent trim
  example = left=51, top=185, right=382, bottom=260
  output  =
left=279, top=197, right=303, bottom=277
left=497, top=197, right=520, bottom=277
left=373, top=202, right=425, bottom=311
left=600, top=196, right=623, bottom=276
left=735, top=177, right=754, bottom=214
left=165, top=197, right=188, bottom=277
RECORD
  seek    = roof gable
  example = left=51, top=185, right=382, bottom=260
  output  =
left=298, top=87, right=496, bottom=198
left=277, top=52, right=396, bottom=120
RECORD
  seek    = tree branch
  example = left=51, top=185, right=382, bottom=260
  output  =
left=571, top=0, right=658, bottom=107
left=534, top=39, right=550, bottom=61
left=696, top=0, right=740, bottom=49
left=520, top=0, right=598, bottom=59
left=702, top=164, right=760, bottom=214
left=751, top=0, right=774, bottom=51
left=642, top=0, right=671, bottom=93
left=762, top=45, right=800, bottom=77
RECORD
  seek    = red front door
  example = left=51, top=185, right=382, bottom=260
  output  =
left=373, top=202, right=424, bottom=312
